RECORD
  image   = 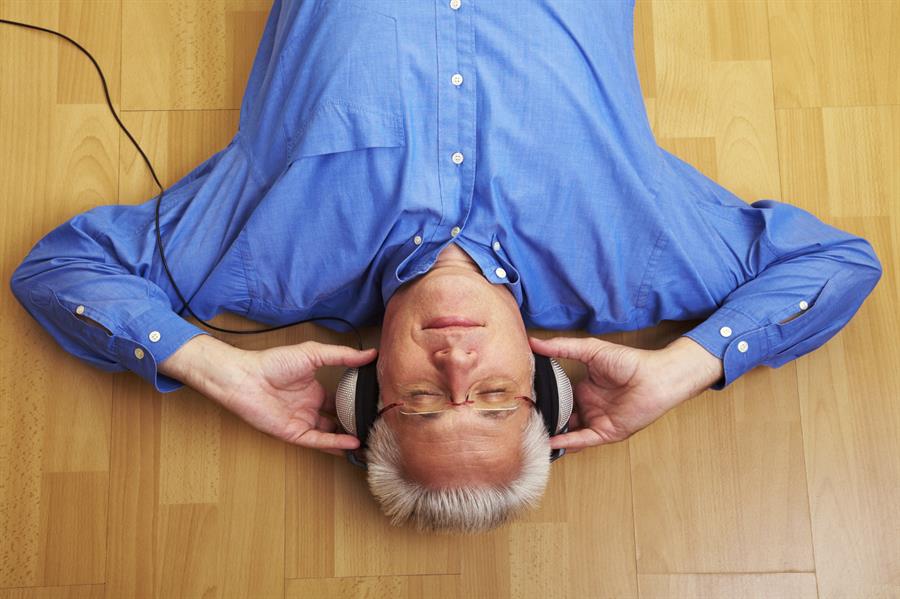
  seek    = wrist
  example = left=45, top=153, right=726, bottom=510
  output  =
left=657, top=336, right=724, bottom=399
left=158, top=334, right=246, bottom=400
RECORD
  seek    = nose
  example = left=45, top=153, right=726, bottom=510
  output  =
left=433, top=346, right=477, bottom=404
left=433, top=346, right=476, bottom=366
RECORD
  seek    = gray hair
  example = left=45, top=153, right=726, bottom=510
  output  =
left=366, top=353, right=551, bottom=533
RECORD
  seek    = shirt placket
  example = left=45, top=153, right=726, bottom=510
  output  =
left=435, top=0, right=475, bottom=247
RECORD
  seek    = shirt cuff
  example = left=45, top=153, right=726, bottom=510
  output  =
left=115, top=306, right=211, bottom=393
left=681, top=306, right=771, bottom=390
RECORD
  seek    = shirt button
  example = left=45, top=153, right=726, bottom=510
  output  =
left=719, top=326, right=732, bottom=338
left=449, top=0, right=461, bottom=9
left=799, top=300, right=809, bottom=310
left=75, top=305, right=85, bottom=315
left=149, top=330, right=161, bottom=343
left=413, top=235, right=422, bottom=246
left=737, top=340, right=749, bottom=353
left=450, top=226, right=461, bottom=237
left=451, top=73, right=463, bottom=86
left=134, top=347, right=145, bottom=360
left=492, top=241, right=501, bottom=251
left=495, top=267, right=507, bottom=279
left=451, top=151, right=464, bottom=165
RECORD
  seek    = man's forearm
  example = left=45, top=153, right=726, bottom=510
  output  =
left=660, top=335, right=725, bottom=397
left=159, top=334, right=245, bottom=400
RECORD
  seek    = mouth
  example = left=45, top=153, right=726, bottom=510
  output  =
left=423, top=316, right=483, bottom=329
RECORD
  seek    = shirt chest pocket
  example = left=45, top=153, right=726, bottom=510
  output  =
left=276, top=0, right=407, bottom=162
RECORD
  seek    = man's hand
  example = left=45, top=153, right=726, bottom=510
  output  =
left=220, top=341, right=377, bottom=455
left=161, top=335, right=376, bottom=456
left=529, top=335, right=723, bottom=451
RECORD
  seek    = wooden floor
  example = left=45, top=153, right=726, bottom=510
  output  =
left=1, top=1, right=898, bottom=598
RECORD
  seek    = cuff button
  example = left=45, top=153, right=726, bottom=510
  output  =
left=75, top=305, right=85, bottom=315
left=719, top=326, right=732, bottom=338
left=149, top=330, right=161, bottom=342
left=737, top=340, right=749, bottom=353
left=134, top=347, right=145, bottom=360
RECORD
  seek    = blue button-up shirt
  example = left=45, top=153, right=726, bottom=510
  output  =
left=9, top=0, right=883, bottom=394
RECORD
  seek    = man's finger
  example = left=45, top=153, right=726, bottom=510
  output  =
left=548, top=428, right=605, bottom=450
left=302, top=342, right=377, bottom=369
left=554, top=412, right=584, bottom=454
left=314, top=419, right=358, bottom=459
left=295, top=428, right=361, bottom=451
left=529, top=335, right=607, bottom=364
left=317, top=413, right=338, bottom=434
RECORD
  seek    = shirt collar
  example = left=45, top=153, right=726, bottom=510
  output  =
left=379, top=234, right=522, bottom=308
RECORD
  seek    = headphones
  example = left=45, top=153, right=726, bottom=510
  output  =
left=335, top=353, right=575, bottom=468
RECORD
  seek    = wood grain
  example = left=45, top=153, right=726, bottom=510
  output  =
left=2, top=1, right=898, bottom=597
left=639, top=573, right=818, bottom=599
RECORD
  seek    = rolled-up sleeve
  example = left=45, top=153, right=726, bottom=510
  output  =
left=8, top=133, right=261, bottom=393
left=682, top=198, right=883, bottom=390
left=9, top=201, right=211, bottom=394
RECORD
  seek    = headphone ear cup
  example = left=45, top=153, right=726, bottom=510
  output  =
left=548, top=357, right=574, bottom=432
left=335, top=367, right=360, bottom=436
left=335, top=358, right=380, bottom=447
left=532, top=353, right=575, bottom=436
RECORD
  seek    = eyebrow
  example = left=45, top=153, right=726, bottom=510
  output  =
left=480, top=409, right=517, bottom=420
left=404, top=408, right=518, bottom=423
left=393, top=377, right=517, bottom=394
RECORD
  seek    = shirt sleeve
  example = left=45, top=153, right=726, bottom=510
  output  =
left=7, top=138, right=253, bottom=394
left=680, top=197, right=883, bottom=390
left=236, top=0, right=290, bottom=185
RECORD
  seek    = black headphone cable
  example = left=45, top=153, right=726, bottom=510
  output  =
left=1, top=17, right=365, bottom=350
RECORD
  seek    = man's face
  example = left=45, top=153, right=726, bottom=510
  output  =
left=376, top=244, right=535, bottom=487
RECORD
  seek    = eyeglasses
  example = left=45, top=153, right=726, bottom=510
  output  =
left=345, top=395, right=566, bottom=470
left=377, top=392, right=534, bottom=417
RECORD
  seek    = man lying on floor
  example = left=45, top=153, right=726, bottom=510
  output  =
left=9, top=0, right=882, bottom=533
